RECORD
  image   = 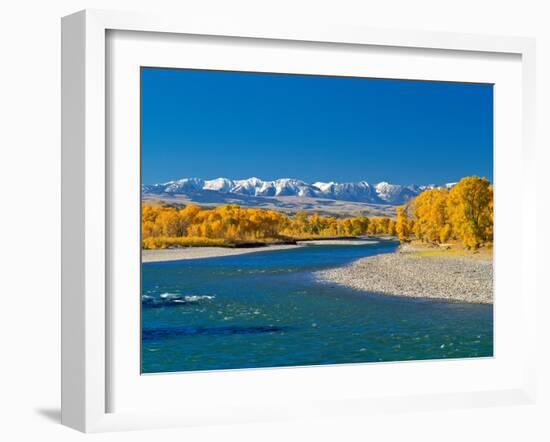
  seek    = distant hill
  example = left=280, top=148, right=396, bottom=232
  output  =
left=142, top=177, right=456, bottom=216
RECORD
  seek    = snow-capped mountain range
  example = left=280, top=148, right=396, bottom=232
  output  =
left=142, top=177, right=456, bottom=206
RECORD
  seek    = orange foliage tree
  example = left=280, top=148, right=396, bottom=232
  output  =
left=396, top=176, right=493, bottom=249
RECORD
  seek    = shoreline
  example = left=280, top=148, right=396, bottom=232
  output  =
left=142, top=237, right=385, bottom=263
left=142, top=244, right=303, bottom=263
left=314, top=244, right=493, bottom=304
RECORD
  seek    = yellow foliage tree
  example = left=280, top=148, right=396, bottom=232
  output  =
left=446, top=176, right=493, bottom=249
left=393, top=176, right=493, bottom=249
left=395, top=207, right=410, bottom=242
left=412, top=188, right=450, bottom=243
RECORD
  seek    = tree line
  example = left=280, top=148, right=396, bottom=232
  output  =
left=395, top=176, right=493, bottom=249
left=142, top=204, right=397, bottom=249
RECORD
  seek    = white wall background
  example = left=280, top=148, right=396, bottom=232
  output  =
left=0, top=1, right=548, bottom=441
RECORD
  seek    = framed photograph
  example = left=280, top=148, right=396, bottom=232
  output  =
left=61, top=9, right=537, bottom=432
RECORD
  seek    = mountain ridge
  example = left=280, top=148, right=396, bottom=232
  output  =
left=142, top=177, right=456, bottom=206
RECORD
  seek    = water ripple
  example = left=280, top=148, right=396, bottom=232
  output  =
left=142, top=325, right=291, bottom=340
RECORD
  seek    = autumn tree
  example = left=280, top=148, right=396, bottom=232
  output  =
left=413, top=188, right=450, bottom=243
left=446, top=176, right=493, bottom=249
left=390, top=176, right=493, bottom=249
left=395, top=206, right=410, bottom=242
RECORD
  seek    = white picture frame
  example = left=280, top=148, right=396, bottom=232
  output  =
left=61, top=9, right=537, bottom=433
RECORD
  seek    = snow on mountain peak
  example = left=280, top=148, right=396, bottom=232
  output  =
left=312, top=181, right=336, bottom=192
left=142, top=176, right=456, bottom=206
left=163, top=177, right=204, bottom=193
left=204, top=177, right=234, bottom=192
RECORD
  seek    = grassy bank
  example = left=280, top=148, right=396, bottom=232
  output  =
left=401, top=241, right=493, bottom=261
left=142, top=236, right=231, bottom=249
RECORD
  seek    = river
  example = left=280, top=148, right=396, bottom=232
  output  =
left=141, top=239, right=493, bottom=373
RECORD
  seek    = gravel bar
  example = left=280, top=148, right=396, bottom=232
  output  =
left=314, top=245, right=493, bottom=304
left=142, top=244, right=303, bottom=263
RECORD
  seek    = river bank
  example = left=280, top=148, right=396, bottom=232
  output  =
left=314, top=243, right=493, bottom=304
left=142, top=237, right=383, bottom=263
left=142, top=244, right=303, bottom=262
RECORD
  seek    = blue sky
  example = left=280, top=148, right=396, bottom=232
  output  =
left=142, top=68, right=493, bottom=185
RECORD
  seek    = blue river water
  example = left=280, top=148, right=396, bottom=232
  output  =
left=141, top=240, right=493, bottom=373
